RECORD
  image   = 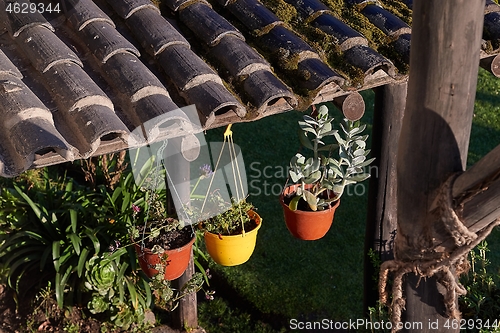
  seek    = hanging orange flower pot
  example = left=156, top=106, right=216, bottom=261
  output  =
left=133, top=234, right=195, bottom=281
left=280, top=184, right=340, bottom=241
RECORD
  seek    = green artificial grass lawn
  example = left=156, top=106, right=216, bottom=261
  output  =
left=198, top=68, right=500, bottom=332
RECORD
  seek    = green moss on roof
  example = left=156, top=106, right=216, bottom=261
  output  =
left=380, top=0, right=412, bottom=25
left=261, top=0, right=393, bottom=86
left=264, top=0, right=298, bottom=23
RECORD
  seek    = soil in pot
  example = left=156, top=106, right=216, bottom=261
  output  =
left=214, top=216, right=259, bottom=236
left=134, top=224, right=195, bottom=281
left=136, top=224, right=193, bottom=250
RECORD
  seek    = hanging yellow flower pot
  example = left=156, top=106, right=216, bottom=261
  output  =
left=204, top=210, right=262, bottom=266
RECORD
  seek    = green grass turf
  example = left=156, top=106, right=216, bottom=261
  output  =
left=198, top=68, right=500, bottom=332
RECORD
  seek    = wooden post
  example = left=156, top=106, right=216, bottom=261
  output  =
left=165, top=136, right=199, bottom=331
left=364, top=81, right=406, bottom=312
left=395, top=0, right=485, bottom=332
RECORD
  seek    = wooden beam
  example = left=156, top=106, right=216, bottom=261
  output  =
left=164, top=136, right=199, bottom=331
left=453, top=143, right=500, bottom=198
left=364, top=82, right=406, bottom=312
left=332, top=92, right=365, bottom=121
left=431, top=143, right=500, bottom=251
left=440, top=145, right=500, bottom=239
left=455, top=143, right=500, bottom=230
left=480, top=54, right=500, bottom=77
left=395, top=0, right=485, bottom=331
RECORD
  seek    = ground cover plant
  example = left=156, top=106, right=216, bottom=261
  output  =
left=0, top=158, right=206, bottom=332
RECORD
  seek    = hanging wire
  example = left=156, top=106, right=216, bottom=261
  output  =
left=226, top=126, right=246, bottom=236
left=164, top=162, right=195, bottom=232
left=231, top=139, right=246, bottom=202
left=141, top=139, right=169, bottom=249
left=200, top=124, right=247, bottom=237
left=200, top=138, right=227, bottom=214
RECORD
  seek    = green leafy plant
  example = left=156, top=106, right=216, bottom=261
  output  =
left=459, top=241, right=500, bottom=332
left=83, top=250, right=154, bottom=331
left=0, top=176, right=113, bottom=307
left=287, top=104, right=374, bottom=211
left=103, top=155, right=206, bottom=311
left=200, top=195, right=256, bottom=236
left=0, top=169, right=153, bottom=330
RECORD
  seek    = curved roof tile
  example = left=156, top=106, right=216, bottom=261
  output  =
left=0, top=0, right=498, bottom=176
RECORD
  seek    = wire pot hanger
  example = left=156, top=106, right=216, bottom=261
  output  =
left=200, top=124, right=248, bottom=237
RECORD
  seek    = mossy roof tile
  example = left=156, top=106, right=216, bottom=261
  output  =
left=0, top=0, right=498, bottom=175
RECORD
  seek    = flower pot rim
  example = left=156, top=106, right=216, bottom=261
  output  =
left=280, top=184, right=340, bottom=213
left=132, top=231, right=196, bottom=254
left=204, top=210, right=262, bottom=239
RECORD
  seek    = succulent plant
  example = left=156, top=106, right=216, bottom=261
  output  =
left=288, top=104, right=374, bottom=211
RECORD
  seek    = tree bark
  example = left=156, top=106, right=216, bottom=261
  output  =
left=395, top=0, right=485, bottom=331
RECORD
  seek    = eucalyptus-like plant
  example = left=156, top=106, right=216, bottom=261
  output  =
left=288, top=104, right=374, bottom=211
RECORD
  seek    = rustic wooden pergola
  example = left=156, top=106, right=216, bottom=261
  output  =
left=364, top=0, right=500, bottom=331
left=1, top=0, right=500, bottom=331
left=169, top=1, right=500, bottom=332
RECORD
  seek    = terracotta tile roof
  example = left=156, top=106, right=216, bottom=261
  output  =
left=0, top=0, right=498, bottom=176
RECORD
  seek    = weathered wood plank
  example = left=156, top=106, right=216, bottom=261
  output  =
left=463, top=177, right=500, bottom=232
left=164, top=137, right=199, bottom=331
left=453, top=143, right=500, bottom=198
left=364, top=82, right=406, bottom=312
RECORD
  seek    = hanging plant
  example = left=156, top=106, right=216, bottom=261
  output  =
left=280, top=104, right=374, bottom=240
left=192, top=125, right=263, bottom=266
left=108, top=147, right=197, bottom=282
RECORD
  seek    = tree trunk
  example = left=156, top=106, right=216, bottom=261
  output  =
left=395, top=0, right=485, bottom=331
